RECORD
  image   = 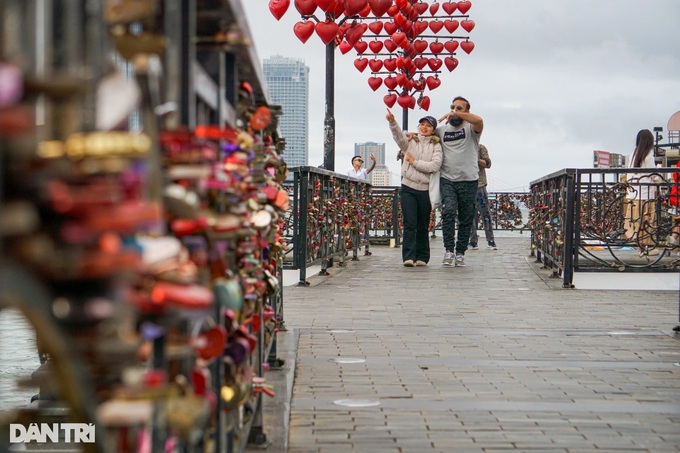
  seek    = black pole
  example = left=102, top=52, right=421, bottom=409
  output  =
left=401, top=107, right=408, bottom=132
left=323, top=42, right=335, bottom=171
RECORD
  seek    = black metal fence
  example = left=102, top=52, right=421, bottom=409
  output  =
left=529, top=167, right=680, bottom=288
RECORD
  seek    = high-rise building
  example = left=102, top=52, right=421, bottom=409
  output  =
left=354, top=142, right=385, bottom=165
left=263, top=55, right=309, bottom=167
left=354, top=141, right=390, bottom=185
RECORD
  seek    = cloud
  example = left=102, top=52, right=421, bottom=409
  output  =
left=244, top=1, right=680, bottom=191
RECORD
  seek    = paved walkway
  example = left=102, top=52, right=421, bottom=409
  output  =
left=253, top=236, right=680, bottom=453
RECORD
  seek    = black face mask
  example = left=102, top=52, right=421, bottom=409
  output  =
left=449, top=117, right=463, bottom=127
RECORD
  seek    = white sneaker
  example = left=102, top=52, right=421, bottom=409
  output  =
left=487, top=242, right=497, bottom=250
left=454, top=254, right=466, bottom=267
left=442, top=251, right=454, bottom=266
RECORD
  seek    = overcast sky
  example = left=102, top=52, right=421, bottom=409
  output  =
left=242, top=1, right=680, bottom=192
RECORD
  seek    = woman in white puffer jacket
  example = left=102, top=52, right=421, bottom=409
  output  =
left=386, top=109, right=443, bottom=267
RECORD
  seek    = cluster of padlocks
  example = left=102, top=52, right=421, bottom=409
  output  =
left=1, top=1, right=285, bottom=451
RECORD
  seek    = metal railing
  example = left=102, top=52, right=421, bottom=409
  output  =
left=529, top=167, right=680, bottom=288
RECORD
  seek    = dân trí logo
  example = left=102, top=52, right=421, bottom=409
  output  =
left=10, top=423, right=95, bottom=443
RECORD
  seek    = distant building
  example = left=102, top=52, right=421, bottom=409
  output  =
left=370, top=164, right=391, bottom=186
left=593, top=150, right=625, bottom=168
left=354, top=142, right=385, bottom=165
left=263, top=55, right=309, bottom=167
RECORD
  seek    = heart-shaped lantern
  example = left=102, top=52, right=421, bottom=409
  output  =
left=442, top=1, right=457, bottom=14
left=315, top=0, right=335, bottom=12
left=345, top=24, right=365, bottom=46
left=315, top=20, right=339, bottom=44
left=426, top=76, right=441, bottom=90
left=444, top=19, right=459, bottom=33
left=457, top=0, right=472, bottom=14
left=461, top=19, right=475, bottom=32
left=386, top=5, right=399, bottom=16
left=429, top=20, right=444, bottom=33
left=343, top=0, right=368, bottom=16
left=293, top=21, right=315, bottom=43
left=414, top=2, right=428, bottom=14
left=413, top=21, right=429, bottom=36
left=397, top=94, right=415, bottom=109
left=429, top=2, right=440, bottom=15
left=294, top=0, right=317, bottom=15
left=368, top=21, right=383, bottom=34
left=429, top=41, right=444, bottom=54
left=368, top=0, right=391, bottom=17
left=444, top=40, right=459, bottom=53
left=413, top=39, right=428, bottom=53
left=392, top=32, right=407, bottom=46
left=384, top=39, right=398, bottom=53
left=383, top=93, right=397, bottom=108
left=418, top=96, right=431, bottom=111
left=354, top=40, right=368, bottom=53
left=384, top=22, right=398, bottom=35
left=367, top=76, right=383, bottom=91
left=354, top=57, right=369, bottom=72
left=384, top=76, right=398, bottom=90
left=460, top=40, right=475, bottom=54
left=427, top=58, right=443, bottom=71
left=383, top=58, right=397, bottom=72
left=369, top=40, right=384, bottom=53
left=444, top=57, right=459, bottom=71
left=413, top=57, right=428, bottom=69
left=339, top=40, right=352, bottom=54
left=368, top=59, right=383, bottom=72
left=269, top=0, right=290, bottom=20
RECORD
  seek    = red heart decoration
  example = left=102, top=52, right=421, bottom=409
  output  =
left=395, top=0, right=407, bottom=9
left=442, top=1, right=457, bottom=14
left=392, top=32, right=407, bottom=45
left=414, top=21, right=429, bottom=36
left=397, top=95, right=415, bottom=109
left=461, top=19, right=475, bottom=32
left=387, top=5, right=399, bottom=16
left=429, top=2, right=440, bottom=15
left=345, top=24, right=365, bottom=46
left=384, top=22, right=398, bottom=35
left=460, top=40, right=475, bottom=54
left=333, top=1, right=345, bottom=16
left=354, top=57, right=369, bottom=72
left=444, top=57, right=459, bottom=71
left=294, top=0, right=317, bottom=15
left=403, top=79, right=413, bottom=91
left=429, top=20, right=444, bottom=33
left=427, top=58, right=443, bottom=70
left=414, top=2, right=428, bottom=14
left=368, top=0, right=392, bottom=17
left=384, top=93, right=397, bottom=108
left=401, top=56, right=412, bottom=68
left=413, top=39, right=427, bottom=53
left=269, top=0, right=290, bottom=20
left=369, top=40, right=384, bottom=53
left=344, top=0, right=368, bottom=16
left=394, top=13, right=407, bottom=27
left=339, top=40, right=352, bottom=54
left=384, top=58, right=397, bottom=71
left=384, top=39, right=398, bottom=53
left=293, top=21, right=315, bottom=43
left=367, top=76, right=383, bottom=91
left=444, top=19, right=459, bottom=33
left=457, top=0, right=472, bottom=14
left=368, top=21, right=383, bottom=34
left=412, top=77, right=426, bottom=90
left=368, top=59, right=383, bottom=72
left=401, top=20, right=413, bottom=33
left=418, top=96, right=431, bottom=111
left=359, top=3, right=371, bottom=16
left=396, top=73, right=407, bottom=86
left=444, top=40, right=459, bottom=53
left=315, top=20, right=339, bottom=44
left=354, top=40, right=368, bottom=54
left=315, top=0, right=335, bottom=12
left=413, top=57, right=428, bottom=69
left=384, top=76, right=398, bottom=89
left=429, top=41, right=444, bottom=54
left=426, top=76, right=441, bottom=90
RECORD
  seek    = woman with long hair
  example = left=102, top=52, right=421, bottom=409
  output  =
left=624, top=129, right=659, bottom=255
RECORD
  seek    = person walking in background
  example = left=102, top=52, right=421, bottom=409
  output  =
left=469, top=144, right=497, bottom=251
left=623, top=129, right=659, bottom=256
left=346, top=154, right=376, bottom=180
left=387, top=109, right=442, bottom=267
left=436, top=96, right=484, bottom=267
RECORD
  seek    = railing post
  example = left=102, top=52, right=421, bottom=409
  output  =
left=392, top=187, right=401, bottom=246
left=297, top=169, right=309, bottom=286
left=562, top=172, right=576, bottom=288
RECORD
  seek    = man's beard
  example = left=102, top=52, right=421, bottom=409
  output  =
left=449, top=117, right=463, bottom=127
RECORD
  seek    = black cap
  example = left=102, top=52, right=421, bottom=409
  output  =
left=418, top=116, right=437, bottom=128
left=351, top=155, right=363, bottom=163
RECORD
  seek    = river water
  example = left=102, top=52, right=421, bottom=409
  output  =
left=0, top=309, right=40, bottom=410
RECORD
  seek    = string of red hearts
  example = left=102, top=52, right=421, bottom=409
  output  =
left=268, top=0, right=476, bottom=112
